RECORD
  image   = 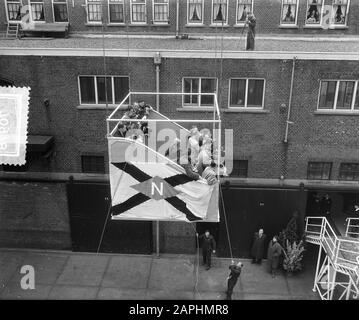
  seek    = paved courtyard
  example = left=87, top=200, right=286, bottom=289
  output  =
left=0, top=248, right=319, bottom=300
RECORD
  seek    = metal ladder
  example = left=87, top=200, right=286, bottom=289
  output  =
left=305, top=216, right=359, bottom=300
left=6, top=23, right=20, bottom=39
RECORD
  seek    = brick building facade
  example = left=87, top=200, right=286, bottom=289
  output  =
left=0, top=0, right=359, bottom=257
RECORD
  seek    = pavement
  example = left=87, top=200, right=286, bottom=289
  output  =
left=0, top=35, right=359, bottom=53
left=0, top=248, right=319, bottom=300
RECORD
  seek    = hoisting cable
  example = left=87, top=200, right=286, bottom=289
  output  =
left=219, top=183, right=234, bottom=259
left=190, top=223, right=202, bottom=300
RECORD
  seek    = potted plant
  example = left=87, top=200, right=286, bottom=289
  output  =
left=282, top=239, right=305, bottom=275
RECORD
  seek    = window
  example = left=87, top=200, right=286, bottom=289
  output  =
left=5, top=0, right=22, bottom=22
left=52, top=0, right=68, bottom=22
left=280, top=0, right=298, bottom=25
left=86, top=0, right=102, bottom=23
left=230, top=160, right=248, bottom=178
left=79, top=76, right=129, bottom=105
left=109, top=0, right=124, bottom=23
left=183, top=78, right=217, bottom=107
left=339, top=163, right=359, bottom=181
left=153, top=0, right=169, bottom=23
left=187, top=0, right=203, bottom=24
left=81, top=155, right=105, bottom=174
left=229, top=78, right=265, bottom=108
left=236, top=0, right=252, bottom=25
left=307, top=162, right=332, bottom=180
left=131, top=0, right=146, bottom=23
left=331, top=0, right=349, bottom=26
left=305, top=0, right=323, bottom=25
left=318, top=80, right=359, bottom=111
left=212, top=0, right=228, bottom=24
left=30, top=0, right=45, bottom=22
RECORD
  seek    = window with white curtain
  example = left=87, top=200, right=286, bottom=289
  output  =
left=109, top=0, right=124, bottom=23
left=236, top=0, right=252, bottom=25
left=52, top=0, right=68, bottom=22
left=131, top=0, right=146, bottom=23
left=30, top=0, right=45, bottom=21
left=5, top=0, right=22, bottom=22
left=187, top=0, right=203, bottom=24
left=305, top=0, right=323, bottom=25
left=318, top=80, right=359, bottom=111
left=280, top=0, right=298, bottom=25
left=229, top=79, right=265, bottom=108
left=212, top=0, right=228, bottom=24
left=331, top=0, right=349, bottom=26
left=153, top=0, right=169, bottom=23
left=86, top=0, right=102, bottom=23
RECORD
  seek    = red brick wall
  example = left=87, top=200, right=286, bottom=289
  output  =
left=1, top=0, right=359, bottom=35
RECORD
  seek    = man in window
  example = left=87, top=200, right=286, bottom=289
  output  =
left=245, top=12, right=256, bottom=51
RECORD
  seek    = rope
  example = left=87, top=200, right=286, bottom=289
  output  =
left=101, top=0, right=109, bottom=115
left=219, top=183, right=233, bottom=259
left=190, top=223, right=202, bottom=300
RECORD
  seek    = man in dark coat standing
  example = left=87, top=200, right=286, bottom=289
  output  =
left=245, top=12, right=256, bottom=50
left=267, top=235, right=283, bottom=278
left=226, top=260, right=243, bottom=300
left=251, top=228, right=267, bottom=264
left=197, top=230, right=216, bottom=270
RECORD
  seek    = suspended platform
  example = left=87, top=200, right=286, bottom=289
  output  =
left=305, top=217, right=359, bottom=300
left=106, top=92, right=222, bottom=223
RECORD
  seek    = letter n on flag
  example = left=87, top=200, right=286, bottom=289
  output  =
left=108, top=139, right=219, bottom=222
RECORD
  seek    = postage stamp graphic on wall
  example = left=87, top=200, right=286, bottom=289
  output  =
left=0, top=86, right=30, bottom=166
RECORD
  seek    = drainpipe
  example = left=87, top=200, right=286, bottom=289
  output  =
left=176, top=0, right=180, bottom=38
left=154, top=52, right=162, bottom=112
left=284, top=56, right=297, bottom=143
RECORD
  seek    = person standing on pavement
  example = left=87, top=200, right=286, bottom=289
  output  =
left=251, top=228, right=267, bottom=264
left=197, top=230, right=216, bottom=270
left=226, top=260, right=243, bottom=300
left=267, top=235, right=283, bottom=278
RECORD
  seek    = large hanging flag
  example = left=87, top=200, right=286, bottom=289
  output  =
left=109, top=139, right=219, bottom=222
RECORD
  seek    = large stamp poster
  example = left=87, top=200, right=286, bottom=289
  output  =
left=0, top=86, right=30, bottom=166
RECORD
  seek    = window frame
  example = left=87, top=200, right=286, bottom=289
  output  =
left=235, top=0, right=253, bottom=26
left=5, top=0, right=22, bottom=23
left=228, top=78, right=266, bottom=109
left=52, top=0, right=69, bottom=23
left=280, top=0, right=299, bottom=26
left=86, top=0, right=103, bottom=24
left=152, top=0, right=169, bottom=24
left=182, top=77, right=218, bottom=108
left=305, top=0, right=324, bottom=27
left=307, top=162, right=332, bottom=180
left=78, top=75, right=130, bottom=106
left=130, top=0, right=147, bottom=25
left=330, top=0, right=350, bottom=28
left=317, top=79, right=359, bottom=112
left=211, top=0, right=229, bottom=25
left=187, top=0, right=204, bottom=25
left=108, top=0, right=125, bottom=25
left=339, top=163, right=359, bottom=181
left=230, top=159, right=248, bottom=178
left=28, top=0, right=46, bottom=23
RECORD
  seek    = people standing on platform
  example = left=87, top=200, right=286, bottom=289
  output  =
left=197, top=230, right=216, bottom=270
left=226, top=260, right=243, bottom=300
left=251, top=228, right=267, bottom=264
left=245, top=12, right=256, bottom=51
left=267, top=235, right=283, bottom=278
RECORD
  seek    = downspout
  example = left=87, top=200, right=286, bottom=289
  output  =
left=284, top=56, right=297, bottom=143
left=154, top=52, right=161, bottom=111
left=176, top=0, right=179, bottom=38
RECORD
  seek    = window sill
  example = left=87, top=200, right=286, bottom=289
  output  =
left=223, top=108, right=269, bottom=114
left=209, top=24, right=229, bottom=28
left=107, top=23, right=126, bottom=26
left=314, top=110, right=359, bottom=116
left=177, top=107, right=214, bottom=112
left=185, top=23, right=205, bottom=27
left=303, top=25, right=323, bottom=29
left=327, top=25, right=349, bottom=30
left=278, top=24, right=299, bottom=29
left=77, top=104, right=128, bottom=110
left=152, top=22, right=170, bottom=26
left=128, top=23, right=148, bottom=26
left=233, top=23, right=246, bottom=28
